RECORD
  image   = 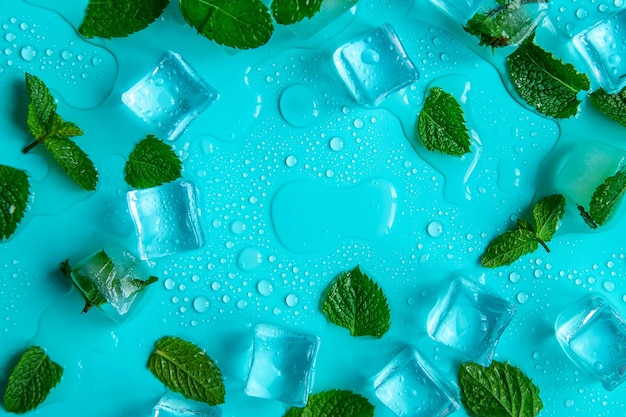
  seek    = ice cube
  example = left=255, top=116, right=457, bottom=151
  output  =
left=372, top=346, right=460, bottom=417
left=333, top=23, right=419, bottom=106
left=244, top=323, right=321, bottom=407
left=151, top=391, right=221, bottom=417
left=573, top=9, right=626, bottom=93
left=427, top=277, right=516, bottom=364
left=121, top=51, right=218, bottom=141
left=288, top=0, right=357, bottom=39
left=430, top=0, right=487, bottom=23
left=127, top=181, right=204, bottom=260
left=555, top=294, right=626, bottom=391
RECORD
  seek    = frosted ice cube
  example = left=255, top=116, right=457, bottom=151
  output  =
left=555, top=294, right=626, bottom=391
left=372, top=346, right=459, bottom=417
left=427, top=277, right=516, bottom=364
left=245, top=323, right=321, bottom=407
left=555, top=141, right=625, bottom=206
left=122, top=51, right=218, bottom=141
left=333, top=23, right=419, bottom=106
left=151, top=391, right=221, bottom=417
left=574, top=9, right=626, bottom=93
left=127, top=181, right=204, bottom=260
left=430, top=0, right=487, bottom=23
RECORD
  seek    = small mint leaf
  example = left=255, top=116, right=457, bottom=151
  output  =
left=148, top=336, right=225, bottom=406
left=481, top=228, right=538, bottom=268
left=283, top=389, right=374, bottom=417
left=79, top=0, right=169, bottom=38
left=271, top=0, right=323, bottom=25
left=516, top=218, right=534, bottom=233
left=60, top=255, right=108, bottom=313
left=25, top=72, right=57, bottom=140
left=577, top=204, right=598, bottom=229
left=532, top=194, right=565, bottom=242
left=589, top=86, right=626, bottom=128
left=0, top=165, right=30, bottom=241
left=3, top=346, right=63, bottom=414
left=589, top=168, right=626, bottom=226
left=43, top=136, right=98, bottom=191
left=125, top=135, right=182, bottom=189
left=320, top=265, right=391, bottom=338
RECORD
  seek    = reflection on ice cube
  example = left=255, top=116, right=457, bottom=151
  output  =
left=430, top=0, right=487, bottom=23
left=574, top=9, right=626, bottom=93
left=427, top=277, right=516, bottom=365
left=245, top=323, right=320, bottom=407
left=127, top=181, right=204, bottom=260
left=121, top=51, right=219, bottom=141
left=333, top=23, right=419, bottom=106
left=555, top=294, right=626, bottom=391
left=372, top=346, right=459, bottom=417
left=151, top=391, right=221, bottom=417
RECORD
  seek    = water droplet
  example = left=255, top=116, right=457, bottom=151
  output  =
left=192, top=296, right=209, bottom=313
left=427, top=221, right=443, bottom=238
left=509, top=272, right=521, bottom=283
left=191, top=274, right=200, bottom=283
left=353, top=118, right=364, bottom=129
left=285, top=155, right=298, bottom=167
left=285, top=294, right=299, bottom=307
left=517, top=291, right=529, bottom=304
left=329, top=137, right=344, bottom=152
left=4, top=32, right=16, bottom=42
left=257, top=279, right=273, bottom=296
left=236, top=299, right=248, bottom=309
left=575, top=7, right=589, bottom=19
left=231, top=220, right=246, bottom=234
left=60, top=49, right=72, bottom=60
left=164, top=278, right=176, bottom=290
left=565, top=399, right=575, bottom=408
left=603, top=281, right=615, bottom=292
left=211, top=281, right=221, bottom=291
left=279, top=84, right=320, bottom=128
left=237, top=247, right=262, bottom=271
left=19, top=45, right=36, bottom=62
left=361, top=48, right=380, bottom=64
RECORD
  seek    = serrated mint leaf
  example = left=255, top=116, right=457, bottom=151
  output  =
left=481, top=228, right=538, bottom=268
left=148, top=336, right=225, bottom=406
left=125, top=135, right=182, bottom=189
left=577, top=204, right=598, bottom=229
left=284, top=389, right=374, bottom=417
left=25, top=72, right=57, bottom=140
left=0, top=165, right=30, bottom=241
left=506, top=39, right=590, bottom=118
left=179, top=0, right=273, bottom=49
left=79, top=0, right=169, bottom=38
left=320, top=265, right=390, bottom=338
left=589, top=86, right=626, bottom=128
left=3, top=346, right=63, bottom=414
left=272, top=0, right=323, bottom=25
left=43, top=136, right=98, bottom=191
left=459, top=361, right=543, bottom=417
left=589, top=168, right=626, bottom=227
left=464, top=3, right=532, bottom=49
left=60, top=253, right=108, bottom=313
left=532, top=194, right=565, bottom=242
left=417, top=87, right=471, bottom=156
left=516, top=218, right=534, bottom=233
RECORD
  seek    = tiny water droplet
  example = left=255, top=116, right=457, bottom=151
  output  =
left=19, top=45, right=36, bottom=62
left=285, top=155, right=298, bottom=167
left=4, top=32, right=16, bottom=42
left=329, top=137, right=344, bottom=152
left=257, top=279, right=273, bottom=296
left=361, top=48, right=380, bottom=64
left=285, top=294, right=299, bottom=307
left=164, top=278, right=176, bottom=290
left=237, top=247, right=262, bottom=271
left=193, top=296, right=209, bottom=313
left=516, top=291, right=529, bottom=304
left=427, top=221, right=443, bottom=238
left=231, top=220, right=246, bottom=234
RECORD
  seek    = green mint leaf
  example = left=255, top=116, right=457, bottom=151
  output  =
left=589, top=86, right=626, bottom=128
left=79, top=0, right=169, bottom=38
left=271, top=0, right=323, bottom=25
left=320, top=265, right=391, bottom=338
left=459, top=361, right=543, bottom=417
left=25, top=72, right=57, bottom=140
left=464, top=12, right=511, bottom=49
left=56, top=121, right=84, bottom=138
left=148, top=336, right=225, bottom=406
left=417, top=87, right=471, bottom=156
left=125, top=135, right=183, bottom=189
left=588, top=168, right=626, bottom=227
left=284, top=389, right=374, bottom=417
left=179, top=0, right=273, bottom=49
left=43, top=137, right=98, bottom=191
left=577, top=204, right=598, bottom=229
left=516, top=218, right=534, bottom=233
left=60, top=256, right=108, bottom=313
left=532, top=194, right=565, bottom=242
left=3, top=346, right=63, bottom=414
left=0, top=165, right=30, bottom=241
left=506, top=39, right=590, bottom=118
left=481, top=228, right=538, bottom=268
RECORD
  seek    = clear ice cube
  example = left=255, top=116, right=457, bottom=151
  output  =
left=555, top=294, right=626, bottom=391
left=574, top=9, right=626, bottom=93
left=430, top=0, right=487, bottom=23
left=151, top=391, right=221, bottom=417
left=127, top=181, right=204, bottom=260
left=121, top=51, right=219, bottom=141
left=427, top=277, right=516, bottom=364
left=288, top=0, right=357, bottom=39
left=244, top=323, right=321, bottom=407
left=333, top=23, right=419, bottom=106
left=372, top=346, right=460, bottom=417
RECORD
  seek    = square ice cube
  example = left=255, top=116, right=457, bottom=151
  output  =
left=372, top=346, right=459, bottom=417
left=427, top=277, right=516, bottom=365
left=333, top=23, right=419, bottom=106
left=127, top=180, right=204, bottom=260
left=122, top=51, right=218, bottom=141
left=430, top=0, right=487, bottom=23
left=288, top=0, right=357, bottom=39
left=555, top=294, right=626, bottom=391
left=244, top=323, right=321, bottom=407
left=574, top=9, right=626, bottom=93
left=555, top=141, right=626, bottom=206
left=151, top=391, right=221, bottom=417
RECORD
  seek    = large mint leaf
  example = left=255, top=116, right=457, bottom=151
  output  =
left=125, top=135, right=182, bottom=189
left=481, top=228, right=538, bottom=268
left=589, top=86, right=626, bottom=128
left=25, top=72, right=57, bottom=140
left=79, top=0, right=169, bottom=38
left=532, top=194, right=565, bottom=243
left=43, top=137, right=98, bottom=191
left=284, top=389, right=374, bottom=417
left=272, top=0, right=324, bottom=24
left=0, top=165, right=30, bottom=241
left=589, top=168, right=626, bottom=226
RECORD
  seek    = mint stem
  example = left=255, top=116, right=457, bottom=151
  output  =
left=22, top=141, right=40, bottom=154
left=537, top=238, right=550, bottom=253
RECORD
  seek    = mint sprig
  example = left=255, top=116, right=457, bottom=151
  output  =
left=79, top=0, right=169, bottom=38
left=148, top=336, right=225, bottom=406
left=506, top=39, right=590, bottom=118
left=3, top=346, right=63, bottom=414
left=320, top=265, right=391, bottom=338
left=125, top=135, right=183, bottom=189
left=459, top=361, right=543, bottom=417
left=417, top=87, right=471, bottom=156
left=578, top=168, right=626, bottom=228
left=283, top=389, right=374, bottom=417
left=589, top=86, right=626, bottom=128
left=481, top=194, right=565, bottom=268
left=272, top=0, right=324, bottom=25
left=0, top=165, right=30, bottom=241
left=23, top=73, right=98, bottom=191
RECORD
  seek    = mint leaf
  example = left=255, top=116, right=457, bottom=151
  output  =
left=464, top=1, right=537, bottom=49
left=284, top=389, right=374, bottom=417
left=506, top=39, right=590, bottom=118
left=179, top=0, right=273, bottom=49
left=272, top=0, right=323, bottom=25
left=589, top=86, right=626, bottom=128
left=577, top=204, right=598, bottom=229
left=79, top=0, right=169, bottom=38
left=43, top=137, right=98, bottom=191
left=60, top=256, right=108, bottom=313
left=417, top=87, right=471, bottom=156
left=588, top=168, right=626, bottom=227
left=459, top=361, right=543, bottom=417
left=0, top=165, right=30, bottom=241
left=320, top=265, right=390, bottom=338
left=148, top=336, right=225, bottom=406
left=125, top=135, right=182, bottom=189
left=481, top=228, right=538, bottom=268
left=25, top=72, right=56, bottom=140
left=532, top=194, right=565, bottom=242
left=3, top=346, right=63, bottom=414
